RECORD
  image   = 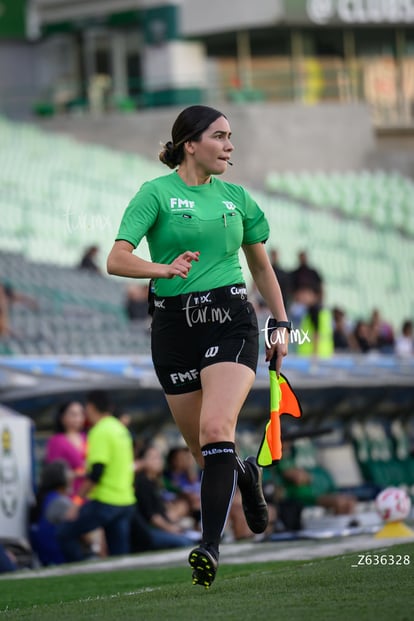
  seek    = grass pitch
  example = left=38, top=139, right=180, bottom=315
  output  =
left=0, top=543, right=412, bottom=621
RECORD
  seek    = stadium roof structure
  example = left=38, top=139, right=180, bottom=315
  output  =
left=0, top=355, right=413, bottom=430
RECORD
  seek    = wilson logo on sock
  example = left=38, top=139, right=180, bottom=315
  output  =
left=202, top=447, right=235, bottom=457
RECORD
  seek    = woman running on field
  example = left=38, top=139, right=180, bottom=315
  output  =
left=107, top=105, right=290, bottom=588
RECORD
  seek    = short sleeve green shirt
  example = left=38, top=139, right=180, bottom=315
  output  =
left=116, top=172, right=269, bottom=296
left=86, top=416, right=135, bottom=506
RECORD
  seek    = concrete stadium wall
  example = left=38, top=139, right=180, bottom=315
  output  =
left=217, top=102, right=377, bottom=186
left=0, top=43, right=40, bottom=119
left=36, top=102, right=377, bottom=187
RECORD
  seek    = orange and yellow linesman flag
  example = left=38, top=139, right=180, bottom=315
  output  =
left=257, top=361, right=302, bottom=467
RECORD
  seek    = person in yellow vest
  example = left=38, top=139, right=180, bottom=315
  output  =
left=295, top=287, right=334, bottom=358
left=56, top=390, right=135, bottom=562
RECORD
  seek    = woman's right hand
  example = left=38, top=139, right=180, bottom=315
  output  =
left=164, top=251, right=200, bottom=279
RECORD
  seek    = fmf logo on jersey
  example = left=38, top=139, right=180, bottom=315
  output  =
left=222, top=201, right=237, bottom=210
left=170, top=198, right=195, bottom=209
left=170, top=369, right=199, bottom=384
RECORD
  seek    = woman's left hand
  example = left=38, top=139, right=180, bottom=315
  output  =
left=265, top=328, right=288, bottom=376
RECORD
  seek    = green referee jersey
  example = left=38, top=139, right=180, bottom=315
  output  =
left=116, top=171, right=270, bottom=296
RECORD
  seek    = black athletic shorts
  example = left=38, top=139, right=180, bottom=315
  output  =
left=150, top=284, right=259, bottom=395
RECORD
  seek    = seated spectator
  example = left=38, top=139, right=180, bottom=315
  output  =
left=133, top=444, right=197, bottom=550
left=369, top=308, right=395, bottom=353
left=0, top=283, right=10, bottom=338
left=394, top=319, right=413, bottom=358
left=78, top=245, right=101, bottom=274
left=1, top=281, right=38, bottom=312
left=352, top=319, right=375, bottom=353
left=30, top=460, right=83, bottom=566
left=0, top=281, right=38, bottom=338
left=277, top=440, right=357, bottom=516
left=262, top=467, right=304, bottom=532
left=45, top=401, right=87, bottom=498
left=332, top=307, right=354, bottom=352
left=0, top=543, right=17, bottom=573
left=248, top=282, right=269, bottom=327
left=163, top=445, right=273, bottom=542
left=164, top=446, right=202, bottom=527
left=228, top=487, right=272, bottom=541
left=124, top=284, right=150, bottom=321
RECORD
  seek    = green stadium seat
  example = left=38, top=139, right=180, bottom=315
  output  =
left=1, top=116, right=414, bottom=339
left=351, top=421, right=411, bottom=489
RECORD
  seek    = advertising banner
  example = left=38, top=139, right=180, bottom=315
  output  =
left=0, top=407, right=34, bottom=542
left=284, top=0, right=414, bottom=25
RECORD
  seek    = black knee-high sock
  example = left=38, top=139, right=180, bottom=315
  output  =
left=200, top=441, right=238, bottom=554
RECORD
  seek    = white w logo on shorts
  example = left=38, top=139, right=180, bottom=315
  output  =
left=205, top=346, right=219, bottom=358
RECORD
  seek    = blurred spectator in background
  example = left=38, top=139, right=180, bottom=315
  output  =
left=78, top=245, right=101, bottom=274
left=369, top=308, right=395, bottom=353
left=88, top=74, right=112, bottom=116
left=0, top=543, right=16, bottom=573
left=332, top=306, right=355, bottom=352
left=290, top=251, right=323, bottom=301
left=352, top=319, right=374, bottom=353
left=113, top=407, right=133, bottom=429
left=133, top=444, right=197, bottom=550
left=248, top=281, right=269, bottom=319
left=45, top=401, right=87, bottom=498
left=145, top=443, right=259, bottom=544
left=0, top=283, right=10, bottom=338
left=295, top=287, right=334, bottom=357
left=0, top=281, right=38, bottom=338
left=124, top=283, right=149, bottom=321
left=277, top=441, right=357, bottom=516
left=394, top=319, right=413, bottom=358
left=56, top=390, right=135, bottom=562
left=164, top=445, right=202, bottom=528
left=228, top=488, right=269, bottom=541
left=30, top=460, right=83, bottom=566
left=269, top=248, right=291, bottom=307
left=0, top=281, right=38, bottom=312
left=248, top=248, right=290, bottom=327
left=113, top=407, right=137, bottom=447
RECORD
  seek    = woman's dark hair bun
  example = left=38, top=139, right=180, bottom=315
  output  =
left=159, top=140, right=179, bottom=169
